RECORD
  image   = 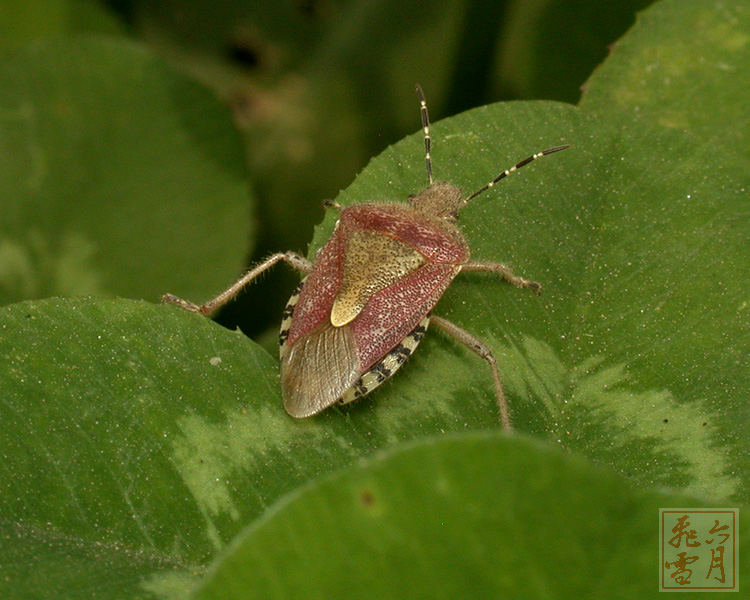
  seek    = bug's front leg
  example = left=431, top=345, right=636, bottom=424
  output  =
left=430, top=315, right=512, bottom=431
left=322, top=199, right=343, bottom=211
left=162, top=251, right=312, bottom=315
left=461, top=261, right=541, bottom=292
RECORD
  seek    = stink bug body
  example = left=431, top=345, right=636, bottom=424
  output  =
left=163, top=86, right=567, bottom=429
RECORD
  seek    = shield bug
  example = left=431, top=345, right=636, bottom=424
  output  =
left=163, top=85, right=567, bottom=429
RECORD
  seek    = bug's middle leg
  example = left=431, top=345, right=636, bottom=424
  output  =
left=461, top=261, right=541, bottom=292
left=430, top=314, right=512, bottom=431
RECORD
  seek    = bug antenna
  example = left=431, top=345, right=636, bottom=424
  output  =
left=463, top=145, right=569, bottom=206
left=416, top=84, right=433, bottom=186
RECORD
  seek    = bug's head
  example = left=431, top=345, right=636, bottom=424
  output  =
left=410, top=181, right=464, bottom=221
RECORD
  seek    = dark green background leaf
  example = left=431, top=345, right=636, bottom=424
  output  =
left=0, top=0, right=124, bottom=51
left=494, top=0, right=655, bottom=102
left=0, top=37, right=252, bottom=305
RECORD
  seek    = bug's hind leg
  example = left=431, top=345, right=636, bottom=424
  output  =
left=162, top=251, right=311, bottom=315
left=430, top=315, right=512, bottom=431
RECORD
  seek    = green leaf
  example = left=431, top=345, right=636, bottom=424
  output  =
left=0, top=0, right=125, bottom=51
left=0, top=298, right=272, bottom=598
left=193, top=432, right=748, bottom=599
left=0, top=294, right=512, bottom=598
left=581, top=0, right=750, bottom=158
left=308, top=0, right=748, bottom=502
left=0, top=37, right=252, bottom=305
